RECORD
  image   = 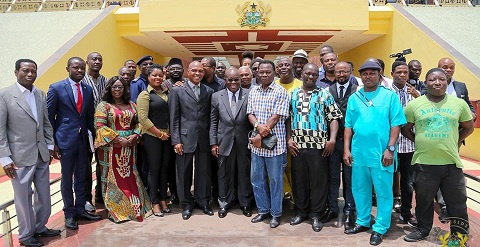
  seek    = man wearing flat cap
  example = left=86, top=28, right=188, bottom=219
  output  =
left=343, top=60, right=406, bottom=246
left=130, top=55, right=153, bottom=103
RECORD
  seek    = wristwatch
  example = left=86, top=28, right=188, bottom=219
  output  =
left=387, top=145, right=395, bottom=152
left=253, top=121, right=259, bottom=129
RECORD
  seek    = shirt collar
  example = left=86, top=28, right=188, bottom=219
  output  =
left=16, top=82, right=36, bottom=94
left=68, top=77, right=80, bottom=86
left=336, top=82, right=350, bottom=90
left=391, top=82, right=408, bottom=92
left=187, top=80, right=199, bottom=89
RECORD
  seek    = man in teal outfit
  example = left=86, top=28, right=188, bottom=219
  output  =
left=343, top=61, right=406, bottom=246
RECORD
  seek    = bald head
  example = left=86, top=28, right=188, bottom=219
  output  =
left=187, top=61, right=205, bottom=84
left=118, top=66, right=131, bottom=82
left=438, top=57, right=455, bottom=82
left=225, top=67, right=240, bottom=93
left=302, top=63, right=319, bottom=88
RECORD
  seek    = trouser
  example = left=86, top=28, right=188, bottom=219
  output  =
left=12, top=154, right=51, bottom=241
left=143, top=135, right=171, bottom=204
left=176, top=144, right=211, bottom=209
left=292, top=148, right=329, bottom=218
left=167, top=146, right=177, bottom=196
left=210, top=154, right=219, bottom=201
left=352, top=166, right=393, bottom=235
left=60, top=137, right=88, bottom=218
left=136, top=143, right=149, bottom=190
left=217, top=141, right=253, bottom=209
left=283, top=154, right=292, bottom=196
left=251, top=152, right=285, bottom=217
left=398, top=152, right=415, bottom=217
left=327, top=139, right=356, bottom=215
left=414, top=164, right=469, bottom=235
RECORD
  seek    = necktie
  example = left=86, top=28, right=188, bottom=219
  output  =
left=231, top=93, right=237, bottom=114
left=194, top=85, right=199, bottom=100
left=76, top=83, right=83, bottom=113
left=339, top=85, right=344, bottom=99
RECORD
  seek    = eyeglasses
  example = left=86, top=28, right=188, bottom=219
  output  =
left=226, top=78, right=240, bottom=82
left=334, top=70, right=351, bottom=75
left=112, top=86, right=124, bottom=90
left=251, top=67, right=259, bottom=71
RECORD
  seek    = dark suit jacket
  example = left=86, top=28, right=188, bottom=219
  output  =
left=169, top=82, right=213, bottom=153
left=329, top=83, right=358, bottom=138
left=209, top=88, right=251, bottom=156
left=452, top=81, right=476, bottom=115
left=47, top=78, right=95, bottom=150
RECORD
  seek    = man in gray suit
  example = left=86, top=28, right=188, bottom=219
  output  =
left=170, top=61, right=214, bottom=220
left=210, top=67, right=254, bottom=218
left=0, top=59, right=60, bottom=247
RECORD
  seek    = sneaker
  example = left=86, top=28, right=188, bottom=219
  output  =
left=85, top=201, right=96, bottom=212
left=393, top=196, right=401, bottom=213
left=404, top=229, right=428, bottom=242
left=399, top=214, right=418, bottom=228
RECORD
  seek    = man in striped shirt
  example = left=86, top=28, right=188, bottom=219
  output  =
left=247, top=60, right=289, bottom=228
left=81, top=52, right=107, bottom=211
left=390, top=61, right=420, bottom=228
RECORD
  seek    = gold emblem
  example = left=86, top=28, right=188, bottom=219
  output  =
left=439, top=232, right=468, bottom=247
left=236, top=1, right=271, bottom=29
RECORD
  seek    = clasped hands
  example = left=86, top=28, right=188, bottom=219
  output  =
left=114, top=134, right=139, bottom=147
left=249, top=124, right=270, bottom=149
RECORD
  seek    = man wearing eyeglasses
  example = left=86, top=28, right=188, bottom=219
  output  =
left=210, top=67, right=254, bottom=219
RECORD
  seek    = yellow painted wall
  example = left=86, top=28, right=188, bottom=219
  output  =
left=35, top=7, right=165, bottom=91
left=340, top=5, right=480, bottom=160
left=139, top=0, right=369, bottom=31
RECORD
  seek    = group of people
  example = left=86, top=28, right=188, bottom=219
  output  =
left=0, top=44, right=476, bottom=246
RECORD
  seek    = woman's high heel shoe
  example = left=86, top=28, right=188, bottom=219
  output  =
left=152, top=209, right=164, bottom=217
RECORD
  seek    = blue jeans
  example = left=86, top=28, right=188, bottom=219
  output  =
left=251, top=152, right=285, bottom=217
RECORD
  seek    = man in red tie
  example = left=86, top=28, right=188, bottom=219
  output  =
left=47, top=57, right=102, bottom=231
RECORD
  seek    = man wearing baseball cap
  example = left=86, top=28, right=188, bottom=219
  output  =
left=292, top=49, right=308, bottom=80
left=343, top=60, right=406, bottom=245
left=130, top=55, right=153, bottom=103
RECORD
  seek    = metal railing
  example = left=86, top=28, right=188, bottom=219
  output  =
left=0, top=162, right=97, bottom=247
left=465, top=173, right=480, bottom=205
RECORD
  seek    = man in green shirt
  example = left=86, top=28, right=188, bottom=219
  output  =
left=402, top=68, right=474, bottom=242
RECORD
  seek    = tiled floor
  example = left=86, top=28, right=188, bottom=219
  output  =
left=1, top=158, right=480, bottom=246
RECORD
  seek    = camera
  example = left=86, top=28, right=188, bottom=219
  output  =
left=389, top=48, right=412, bottom=62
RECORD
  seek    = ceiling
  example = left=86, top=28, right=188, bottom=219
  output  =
left=122, top=29, right=382, bottom=66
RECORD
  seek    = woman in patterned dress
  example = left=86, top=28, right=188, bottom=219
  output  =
left=94, top=76, right=151, bottom=222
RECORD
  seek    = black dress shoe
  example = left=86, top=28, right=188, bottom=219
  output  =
left=344, top=223, right=370, bottom=234
left=203, top=205, right=214, bottom=216
left=77, top=211, right=102, bottom=221
left=290, top=215, right=307, bottom=225
left=34, top=228, right=61, bottom=237
left=370, top=231, right=383, bottom=246
left=19, top=237, right=43, bottom=247
left=218, top=208, right=228, bottom=218
left=65, top=217, right=78, bottom=230
left=241, top=206, right=252, bottom=217
left=311, top=217, right=323, bottom=232
left=320, top=210, right=338, bottom=223
left=182, top=209, right=192, bottom=220
left=270, top=217, right=281, bottom=228
left=344, top=214, right=355, bottom=230
left=251, top=213, right=271, bottom=223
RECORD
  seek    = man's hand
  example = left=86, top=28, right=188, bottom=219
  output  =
left=287, top=138, right=299, bottom=157
left=53, top=145, right=61, bottom=160
left=173, top=81, right=184, bottom=87
left=3, top=163, right=18, bottom=179
left=249, top=134, right=262, bottom=148
left=382, top=149, right=394, bottom=167
left=49, top=149, right=55, bottom=164
left=343, top=150, right=353, bottom=167
left=174, top=144, right=184, bottom=156
left=322, top=140, right=335, bottom=157
left=256, top=124, right=270, bottom=138
left=211, top=145, right=219, bottom=157
left=406, top=83, right=420, bottom=98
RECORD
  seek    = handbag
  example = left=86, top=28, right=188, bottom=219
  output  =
left=248, top=130, right=278, bottom=150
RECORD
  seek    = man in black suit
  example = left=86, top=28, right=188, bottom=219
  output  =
left=170, top=61, right=214, bottom=220
left=327, top=61, right=358, bottom=229
left=210, top=67, right=254, bottom=218
left=438, top=58, right=477, bottom=119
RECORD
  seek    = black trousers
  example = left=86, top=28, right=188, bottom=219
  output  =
left=176, top=144, right=211, bottom=209
left=167, top=147, right=177, bottom=196
left=217, top=141, right=253, bottom=209
left=398, top=152, right=415, bottom=217
left=291, top=148, right=329, bottom=218
left=143, top=135, right=171, bottom=204
left=414, top=164, right=469, bottom=235
left=136, top=143, right=149, bottom=190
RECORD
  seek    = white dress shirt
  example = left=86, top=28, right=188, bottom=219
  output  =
left=68, top=77, right=83, bottom=103
left=336, top=82, right=350, bottom=98
left=446, top=80, right=457, bottom=96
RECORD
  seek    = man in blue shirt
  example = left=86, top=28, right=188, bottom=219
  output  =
left=343, top=61, right=406, bottom=246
